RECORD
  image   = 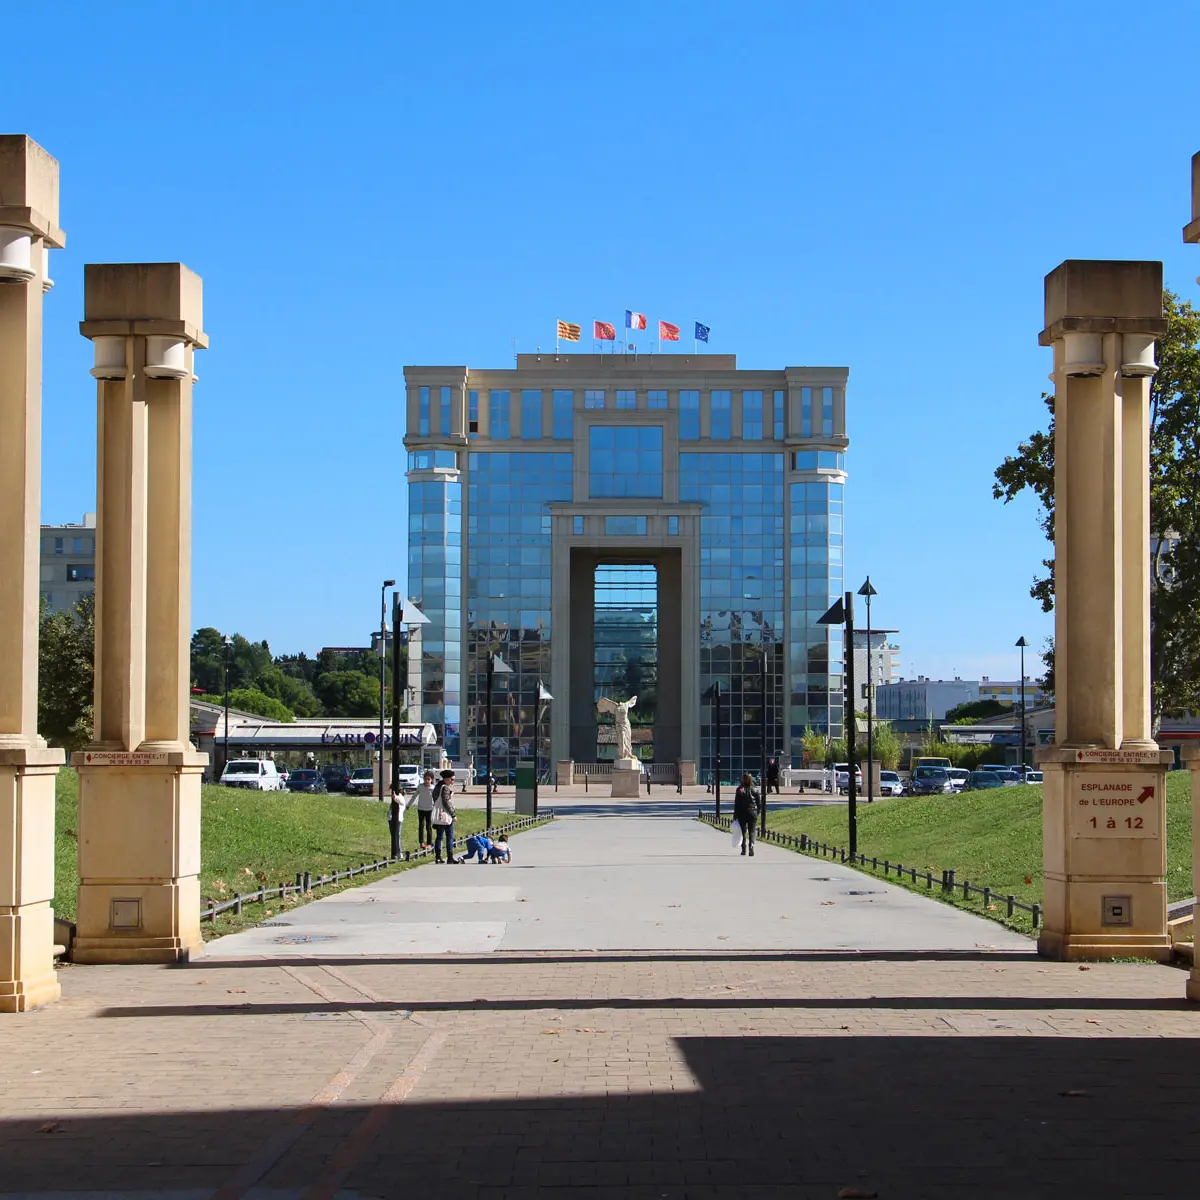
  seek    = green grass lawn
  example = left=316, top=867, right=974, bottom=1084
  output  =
left=756, top=772, right=1194, bottom=934
left=54, top=769, right=509, bottom=927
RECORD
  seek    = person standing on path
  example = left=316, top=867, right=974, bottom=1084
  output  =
left=432, top=769, right=459, bottom=864
left=733, top=773, right=760, bottom=857
left=413, top=770, right=436, bottom=849
left=767, top=758, right=781, bottom=795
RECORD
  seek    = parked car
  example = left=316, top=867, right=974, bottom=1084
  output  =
left=979, top=765, right=1022, bottom=785
left=965, top=770, right=1006, bottom=791
left=914, top=756, right=952, bottom=771
left=286, top=769, right=327, bottom=794
left=946, top=768, right=971, bottom=793
left=833, top=762, right=864, bottom=794
left=346, top=767, right=377, bottom=796
left=395, top=764, right=422, bottom=794
left=878, top=770, right=904, bottom=797
left=1013, top=766, right=1043, bottom=784
left=220, top=759, right=284, bottom=791
left=910, top=765, right=952, bottom=795
left=321, top=764, right=353, bottom=792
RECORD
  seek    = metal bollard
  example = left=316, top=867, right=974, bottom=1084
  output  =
left=585, top=774, right=589, bottom=793
left=304, top=871, right=312, bottom=891
left=943, top=868, right=956, bottom=895
left=982, top=886, right=991, bottom=909
left=295, top=871, right=303, bottom=889
left=925, top=871, right=933, bottom=888
left=234, top=893, right=242, bottom=915
left=962, top=880, right=970, bottom=899
left=1006, top=894, right=1015, bottom=917
left=1032, top=902, right=1042, bottom=929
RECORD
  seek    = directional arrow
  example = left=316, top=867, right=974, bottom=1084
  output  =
left=1137, top=786, right=1154, bottom=804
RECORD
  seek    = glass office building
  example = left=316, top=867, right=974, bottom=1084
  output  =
left=404, top=355, right=848, bottom=782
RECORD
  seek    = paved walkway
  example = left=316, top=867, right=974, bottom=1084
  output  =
left=3, top=793, right=1199, bottom=1197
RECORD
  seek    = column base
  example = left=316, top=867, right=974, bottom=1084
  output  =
left=0, top=968, right=61, bottom=1013
left=1038, top=929, right=1173, bottom=963
left=1186, top=970, right=1200, bottom=1003
left=610, top=765, right=641, bottom=797
left=71, top=932, right=203, bottom=965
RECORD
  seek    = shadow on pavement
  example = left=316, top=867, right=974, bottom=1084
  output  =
left=3, top=1035, right=1198, bottom=1197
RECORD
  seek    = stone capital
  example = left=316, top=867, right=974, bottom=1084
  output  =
left=1185, top=151, right=1200, bottom=244
left=1039, top=259, right=1166, bottom=345
left=81, top=263, right=205, bottom=344
left=0, top=135, right=65, bottom=247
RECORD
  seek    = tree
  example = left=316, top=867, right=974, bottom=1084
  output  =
left=200, top=687, right=295, bottom=723
left=994, top=290, right=1200, bottom=723
left=189, top=626, right=226, bottom=695
left=314, top=670, right=380, bottom=717
left=858, top=719, right=902, bottom=770
left=945, top=698, right=1009, bottom=725
left=255, top=664, right=322, bottom=718
left=38, top=594, right=95, bottom=751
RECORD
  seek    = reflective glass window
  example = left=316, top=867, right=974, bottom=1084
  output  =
left=680, top=390, right=700, bottom=440
left=773, top=390, right=785, bottom=439
left=710, top=390, right=731, bottom=439
left=648, top=390, right=667, bottom=409
left=605, top=516, right=647, bottom=536
left=585, top=390, right=606, bottom=409
left=552, top=390, right=573, bottom=439
left=742, top=390, right=763, bottom=440
left=822, top=387, right=834, bottom=436
left=801, top=387, right=812, bottom=437
left=469, top=390, right=479, bottom=438
left=589, top=425, right=663, bottom=498
left=667, top=515, right=679, bottom=535
left=418, top=385, right=431, bottom=436
left=573, top=515, right=584, bottom=534
left=616, top=389, right=637, bottom=409
left=521, top=389, right=543, bottom=439
left=440, top=386, right=452, bottom=435
left=489, top=389, right=510, bottom=439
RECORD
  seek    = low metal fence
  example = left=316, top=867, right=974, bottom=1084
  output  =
left=201, top=812, right=553, bottom=922
left=698, top=810, right=1043, bottom=928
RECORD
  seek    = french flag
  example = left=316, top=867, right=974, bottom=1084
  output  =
left=625, top=310, right=647, bottom=331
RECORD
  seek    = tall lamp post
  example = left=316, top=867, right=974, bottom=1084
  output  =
left=858, top=577, right=878, bottom=804
left=484, top=651, right=513, bottom=830
left=818, top=591, right=857, bottom=857
left=222, top=633, right=233, bottom=778
left=534, top=681, right=553, bottom=817
left=759, top=637, right=769, bottom=836
left=388, top=592, right=429, bottom=857
left=378, top=579, right=395, bottom=805
left=1016, top=636, right=1028, bottom=775
left=707, top=680, right=723, bottom=819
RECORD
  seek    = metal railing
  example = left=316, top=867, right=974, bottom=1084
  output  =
left=697, top=810, right=1043, bottom=928
left=201, top=812, right=553, bottom=922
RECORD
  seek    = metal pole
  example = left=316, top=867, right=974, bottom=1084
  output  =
left=844, top=591, right=857, bottom=858
left=389, top=593, right=404, bottom=859
left=1019, top=638, right=1027, bottom=775
left=485, top=653, right=494, bottom=830
left=534, top=685, right=543, bottom=818
left=865, top=588, right=874, bottom=805
left=760, top=638, right=768, bottom=836
left=222, top=638, right=231, bottom=778
left=379, top=582, right=388, bottom=804
left=714, top=680, right=722, bottom=820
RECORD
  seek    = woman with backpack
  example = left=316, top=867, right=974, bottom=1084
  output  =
left=431, top=769, right=459, bottom=864
left=733, top=773, right=760, bottom=857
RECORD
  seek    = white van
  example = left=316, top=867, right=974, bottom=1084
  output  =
left=219, top=759, right=283, bottom=791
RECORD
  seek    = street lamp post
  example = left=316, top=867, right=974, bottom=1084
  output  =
left=1016, top=636, right=1028, bottom=775
left=222, top=634, right=233, bottom=778
left=379, top=579, right=395, bottom=807
left=858, top=577, right=878, bottom=804
left=484, top=651, right=513, bottom=831
left=387, top=594, right=429, bottom=859
left=535, top=681, right=553, bottom=817
left=818, top=592, right=857, bottom=857
left=712, top=680, right=723, bottom=819
left=759, top=638, right=769, bottom=836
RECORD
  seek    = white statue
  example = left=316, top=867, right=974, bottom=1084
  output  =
left=597, top=695, right=638, bottom=763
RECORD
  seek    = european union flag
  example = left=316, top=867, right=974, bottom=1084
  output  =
left=694, top=322, right=710, bottom=343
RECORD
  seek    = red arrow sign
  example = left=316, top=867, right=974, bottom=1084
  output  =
left=1137, top=787, right=1154, bottom=804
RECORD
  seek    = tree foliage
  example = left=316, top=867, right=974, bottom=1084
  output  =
left=993, top=290, right=1200, bottom=722
left=199, top=687, right=296, bottom=722
left=313, top=670, right=380, bottom=718
left=38, top=594, right=95, bottom=751
left=945, top=698, right=1010, bottom=725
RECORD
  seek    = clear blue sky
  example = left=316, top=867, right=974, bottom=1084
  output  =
left=7, top=1, right=1199, bottom=682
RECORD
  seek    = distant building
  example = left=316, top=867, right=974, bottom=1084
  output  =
left=876, top=677, right=978, bottom=722
left=851, top=629, right=899, bottom=716
left=40, top=513, right=96, bottom=615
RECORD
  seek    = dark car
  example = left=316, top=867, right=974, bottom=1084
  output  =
left=965, top=771, right=1006, bottom=792
left=287, top=769, right=327, bottom=794
left=910, top=766, right=952, bottom=795
left=321, top=764, right=353, bottom=792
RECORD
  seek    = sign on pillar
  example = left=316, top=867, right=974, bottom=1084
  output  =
left=1037, top=260, right=1172, bottom=962
left=72, top=264, right=209, bottom=965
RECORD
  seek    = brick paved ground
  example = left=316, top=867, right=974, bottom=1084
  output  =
left=2, top=951, right=1199, bottom=1198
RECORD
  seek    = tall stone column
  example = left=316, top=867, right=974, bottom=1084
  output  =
left=1038, top=260, right=1172, bottom=961
left=73, top=264, right=208, bottom=964
left=0, top=136, right=65, bottom=1012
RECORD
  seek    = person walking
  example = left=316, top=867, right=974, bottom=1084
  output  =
left=733, top=773, right=760, bottom=857
left=413, top=770, right=436, bottom=850
left=431, top=769, right=458, bottom=864
left=767, top=757, right=781, bottom=795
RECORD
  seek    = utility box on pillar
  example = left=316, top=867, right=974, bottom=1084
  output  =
left=1037, top=260, right=1172, bottom=962
left=72, top=264, right=208, bottom=964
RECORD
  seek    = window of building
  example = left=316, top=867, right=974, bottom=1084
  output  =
left=521, top=389, right=543, bottom=439
left=667, top=515, right=679, bottom=535
left=553, top=390, right=573, bottom=439
left=822, top=386, right=834, bottom=436
left=616, top=389, right=637, bottom=409
left=605, top=516, right=647, bottom=536
left=43, top=592, right=52, bottom=607
left=792, top=450, right=845, bottom=471
left=800, top=387, right=812, bottom=437
left=440, top=386, right=452, bottom=435
left=408, top=450, right=459, bottom=470
left=647, top=390, right=667, bottom=409
left=489, top=389, right=511, bottom=439
left=67, top=564, right=95, bottom=582
left=469, top=390, right=479, bottom=437
left=588, top=425, right=663, bottom=498
left=585, top=390, right=606, bottom=409
left=573, top=516, right=584, bottom=535
left=679, top=390, right=700, bottom=440
left=742, top=390, right=763, bottom=440
left=710, top=390, right=731, bottom=440
left=53, top=537, right=63, bottom=555
left=418, top=386, right=431, bottom=436
left=773, top=390, right=785, bottom=439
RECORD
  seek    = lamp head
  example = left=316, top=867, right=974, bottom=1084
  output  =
left=1015, top=636, right=1028, bottom=648
left=223, top=634, right=233, bottom=648
left=383, top=578, right=396, bottom=588
left=817, top=598, right=846, bottom=626
left=857, top=577, right=877, bottom=598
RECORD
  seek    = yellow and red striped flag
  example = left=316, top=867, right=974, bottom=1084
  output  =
left=557, top=320, right=582, bottom=342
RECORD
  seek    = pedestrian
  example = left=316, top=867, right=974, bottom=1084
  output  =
left=733, top=772, right=760, bottom=857
left=413, top=770, right=436, bottom=849
left=767, top=757, right=781, bottom=795
left=431, top=769, right=458, bottom=864
left=488, top=833, right=511, bottom=864
left=462, top=831, right=493, bottom=864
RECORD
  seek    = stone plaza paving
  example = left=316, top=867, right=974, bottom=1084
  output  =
left=3, top=796, right=1200, bottom=1198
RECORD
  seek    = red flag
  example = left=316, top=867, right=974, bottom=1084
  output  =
left=659, top=320, right=680, bottom=342
left=594, top=321, right=616, bottom=341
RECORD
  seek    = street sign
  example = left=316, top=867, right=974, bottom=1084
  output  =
left=1070, top=772, right=1160, bottom=838
left=1073, top=748, right=1161, bottom=765
left=81, top=750, right=170, bottom=767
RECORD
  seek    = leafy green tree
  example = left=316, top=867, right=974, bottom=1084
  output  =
left=945, top=698, right=1009, bottom=724
left=190, top=626, right=226, bottom=694
left=314, top=670, right=380, bottom=717
left=38, top=594, right=95, bottom=751
left=200, top=687, right=295, bottom=722
left=857, top=719, right=902, bottom=770
left=994, top=290, right=1200, bottom=723
left=255, top=664, right=322, bottom=717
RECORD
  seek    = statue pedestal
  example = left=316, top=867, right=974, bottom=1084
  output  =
left=610, top=759, right=642, bottom=798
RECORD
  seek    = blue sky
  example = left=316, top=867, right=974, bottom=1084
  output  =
left=6, top=1, right=1199, bottom=681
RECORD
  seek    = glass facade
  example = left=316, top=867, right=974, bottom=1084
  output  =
left=418, top=386, right=431, bottom=436
left=521, top=389, right=542, bottom=439
left=584, top=389, right=605, bottom=409
left=552, top=390, right=573, bottom=439
left=742, top=390, right=763, bottom=440
left=593, top=564, right=658, bottom=761
left=589, top=426, right=663, bottom=498
left=439, top=386, right=452, bottom=436
left=489, top=389, right=510, bottom=439
left=710, top=390, right=732, bottom=439
left=680, top=390, right=700, bottom=439
left=616, top=389, right=637, bottom=409
left=648, top=390, right=667, bottom=409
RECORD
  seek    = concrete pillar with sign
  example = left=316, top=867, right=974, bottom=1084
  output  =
left=0, top=136, right=66, bottom=1011
left=73, top=264, right=208, bottom=964
left=1037, top=260, right=1172, bottom=961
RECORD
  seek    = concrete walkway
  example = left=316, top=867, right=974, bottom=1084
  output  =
left=206, top=791, right=1031, bottom=958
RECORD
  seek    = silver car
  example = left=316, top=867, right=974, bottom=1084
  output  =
left=878, top=770, right=904, bottom=797
left=947, top=768, right=970, bottom=793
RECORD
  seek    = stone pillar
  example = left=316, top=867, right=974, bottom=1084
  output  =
left=0, top=136, right=65, bottom=1012
left=72, top=264, right=208, bottom=964
left=1037, top=260, right=1172, bottom=962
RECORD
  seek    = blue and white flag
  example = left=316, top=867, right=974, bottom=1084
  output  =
left=694, top=322, right=710, bottom=343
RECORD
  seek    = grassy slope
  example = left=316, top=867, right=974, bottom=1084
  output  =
left=54, top=769, right=495, bottom=922
left=762, top=773, right=1193, bottom=932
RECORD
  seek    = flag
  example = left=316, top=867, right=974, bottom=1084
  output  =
left=556, top=320, right=581, bottom=342
left=625, top=310, right=647, bottom=330
left=694, top=322, right=710, bottom=343
left=659, top=320, right=679, bottom=342
left=594, top=320, right=616, bottom=341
